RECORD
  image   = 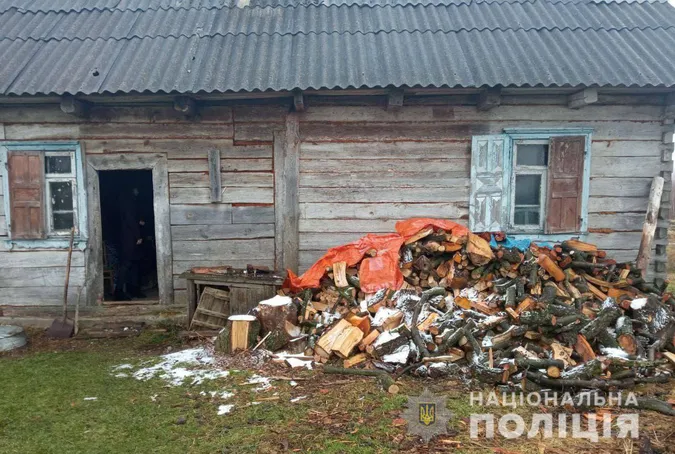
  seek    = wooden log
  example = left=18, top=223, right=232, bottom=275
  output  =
left=343, top=353, right=368, bottom=368
left=215, top=315, right=261, bottom=353
left=580, top=299, right=621, bottom=342
left=574, top=334, right=597, bottom=362
left=323, top=366, right=398, bottom=394
left=332, top=326, right=364, bottom=359
left=636, top=176, right=665, bottom=277
left=359, top=329, right=380, bottom=351
left=537, top=254, right=565, bottom=282
left=315, top=319, right=352, bottom=359
left=615, top=316, right=638, bottom=355
left=332, top=261, right=349, bottom=287
left=467, top=234, right=494, bottom=266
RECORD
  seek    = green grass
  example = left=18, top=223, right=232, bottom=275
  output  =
left=0, top=337, right=409, bottom=454
left=3, top=335, right=673, bottom=454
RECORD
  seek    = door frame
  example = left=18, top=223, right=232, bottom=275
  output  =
left=85, top=153, right=173, bottom=306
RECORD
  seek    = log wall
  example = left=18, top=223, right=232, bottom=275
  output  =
left=0, top=92, right=671, bottom=308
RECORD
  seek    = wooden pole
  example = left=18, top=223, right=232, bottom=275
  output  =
left=636, top=176, right=665, bottom=277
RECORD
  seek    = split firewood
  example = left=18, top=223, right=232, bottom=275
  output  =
left=332, top=261, right=349, bottom=287
left=215, top=315, right=260, bottom=354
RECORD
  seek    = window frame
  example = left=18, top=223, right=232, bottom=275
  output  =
left=509, top=139, right=549, bottom=232
left=0, top=142, right=87, bottom=248
left=502, top=128, right=592, bottom=238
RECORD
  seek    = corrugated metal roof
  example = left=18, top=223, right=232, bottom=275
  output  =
left=0, top=0, right=673, bottom=95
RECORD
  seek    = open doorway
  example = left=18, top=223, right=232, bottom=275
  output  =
left=99, top=170, right=158, bottom=302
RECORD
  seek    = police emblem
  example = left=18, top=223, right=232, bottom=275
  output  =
left=402, top=388, right=452, bottom=442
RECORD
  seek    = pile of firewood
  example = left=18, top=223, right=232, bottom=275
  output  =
left=218, top=227, right=675, bottom=411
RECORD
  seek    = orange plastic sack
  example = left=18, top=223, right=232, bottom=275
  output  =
left=284, top=233, right=405, bottom=293
left=283, top=218, right=469, bottom=293
left=395, top=218, right=469, bottom=240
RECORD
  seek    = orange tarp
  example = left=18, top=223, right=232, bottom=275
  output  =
left=284, top=218, right=469, bottom=293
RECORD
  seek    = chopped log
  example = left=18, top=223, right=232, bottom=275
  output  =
left=620, top=397, right=675, bottom=417
left=580, top=299, right=621, bottom=342
left=467, top=233, right=494, bottom=266
left=332, top=261, right=349, bottom=287
left=405, top=227, right=434, bottom=245
left=343, top=353, right=368, bottom=368
left=256, top=295, right=300, bottom=336
left=215, top=315, right=260, bottom=353
left=516, top=296, right=535, bottom=314
left=514, top=358, right=565, bottom=369
left=561, top=240, right=598, bottom=253
left=411, top=287, right=446, bottom=358
left=615, top=316, right=638, bottom=355
left=359, top=329, right=381, bottom=351
left=332, top=326, right=364, bottom=359
left=546, top=366, right=561, bottom=378
left=315, top=319, right=352, bottom=359
left=574, top=334, right=597, bottom=362
left=537, top=254, right=565, bottom=282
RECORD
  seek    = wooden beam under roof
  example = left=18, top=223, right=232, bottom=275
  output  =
left=568, top=88, right=598, bottom=109
left=59, top=95, right=89, bottom=118
left=293, top=89, right=306, bottom=112
left=477, top=87, right=501, bottom=111
left=386, top=88, right=404, bottom=110
left=173, top=96, right=197, bottom=116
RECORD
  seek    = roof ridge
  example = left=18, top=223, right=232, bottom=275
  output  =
left=1, top=26, right=671, bottom=46
left=1, top=0, right=669, bottom=15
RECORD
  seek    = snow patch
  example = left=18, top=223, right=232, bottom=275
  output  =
left=630, top=298, right=648, bottom=310
left=290, top=396, right=307, bottom=403
left=600, top=347, right=630, bottom=359
left=217, top=404, right=234, bottom=415
left=246, top=375, right=272, bottom=391
left=258, top=295, right=292, bottom=307
left=382, top=343, right=410, bottom=364
left=116, top=347, right=229, bottom=386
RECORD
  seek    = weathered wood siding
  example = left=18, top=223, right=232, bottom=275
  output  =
left=0, top=95, right=670, bottom=307
left=296, top=103, right=669, bottom=273
left=0, top=105, right=278, bottom=306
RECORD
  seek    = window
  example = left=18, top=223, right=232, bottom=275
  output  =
left=1, top=143, right=86, bottom=243
left=469, top=130, right=590, bottom=235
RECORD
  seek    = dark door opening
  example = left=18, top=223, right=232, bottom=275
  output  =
left=99, top=170, right=158, bottom=302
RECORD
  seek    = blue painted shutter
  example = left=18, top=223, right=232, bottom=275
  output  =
left=470, top=135, right=507, bottom=232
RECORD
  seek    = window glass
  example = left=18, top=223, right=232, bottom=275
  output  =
left=516, top=144, right=548, bottom=166
left=50, top=181, right=74, bottom=211
left=514, top=174, right=541, bottom=226
left=45, top=155, right=72, bottom=174
left=53, top=212, right=75, bottom=231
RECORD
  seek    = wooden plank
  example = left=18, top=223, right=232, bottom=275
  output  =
left=173, top=238, right=274, bottom=261
left=299, top=172, right=469, bottom=189
left=636, top=176, right=665, bottom=276
left=4, top=123, right=234, bottom=140
left=299, top=250, right=325, bottom=272
left=568, top=88, right=598, bottom=109
left=274, top=113, right=300, bottom=273
left=171, top=223, right=274, bottom=241
left=0, top=286, right=83, bottom=306
left=298, top=105, right=663, bottom=123
left=584, top=232, right=642, bottom=250
left=592, top=140, right=661, bottom=158
left=234, top=123, right=277, bottom=143
left=85, top=139, right=271, bottom=158
left=477, top=87, right=501, bottom=111
left=170, top=204, right=232, bottom=225
left=232, top=205, right=275, bottom=224
left=0, top=250, right=85, bottom=267
left=299, top=121, right=663, bottom=142
left=173, top=259, right=276, bottom=275
left=588, top=213, right=646, bottom=231
left=232, top=106, right=288, bottom=122
left=208, top=149, right=222, bottom=202
left=0, top=266, right=85, bottom=288
left=169, top=172, right=273, bottom=188
left=0, top=105, right=233, bottom=124
left=298, top=187, right=469, bottom=203
left=300, top=232, right=367, bottom=250
left=588, top=197, right=650, bottom=213
left=0, top=215, right=6, bottom=236
left=300, top=202, right=468, bottom=220
left=590, top=178, right=652, bottom=197
left=590, top=156, right=664, bottom=178
left=167, top=158, right=272, bottom=173
left=300, top=141, right=470, bottom=159
left=299, top=219, right=397, bottom=233
left=300, top=158, right=469, bottom=173
left=170, top=187, right=273, bottom=204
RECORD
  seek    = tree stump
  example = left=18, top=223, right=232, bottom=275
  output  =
left=215, top=315, right=260, bottom=354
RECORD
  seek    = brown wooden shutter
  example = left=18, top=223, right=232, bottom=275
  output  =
left=7, top=151, right=45, bottom=239
left=545, top=136, right=585, bottom=233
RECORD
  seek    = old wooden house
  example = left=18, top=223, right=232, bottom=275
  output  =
left=0, top=0, right=674, bottom=316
